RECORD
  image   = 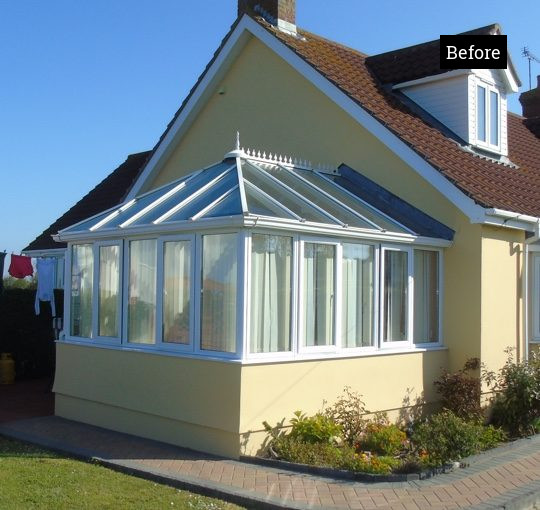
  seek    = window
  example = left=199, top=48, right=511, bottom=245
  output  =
left=413, top=250, right=439, bottom=344
left=162, top=240, right=191, bottom=345
left=127, top=239, right=157, bottom=344
left=382, top=249, right=409, bottom=343
left=250, top=234, right=292, bottom=353
left=342, top=243, right=374, bottom=348
left=476, top=83, right=500, bottom=150
left=70, top=244, right=93, bottom=338
left=301, top=242, right=336, bottom=348
left=200, top=233, right=238, bottom=353
left=98, top=245, right=121, bottom=338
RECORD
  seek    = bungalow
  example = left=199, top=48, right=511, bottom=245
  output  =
left=25, top=0, right=540, bottom=458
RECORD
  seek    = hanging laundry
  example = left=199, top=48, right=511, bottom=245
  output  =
left=0, top=252, right=5, bottom=294
left=35, top=258, right=56, bottom=316
left=8, top=254, right=33, bottom=279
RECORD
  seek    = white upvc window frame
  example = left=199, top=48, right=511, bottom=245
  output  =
left=412, top=247, right=444, bottom=347
left=380, top=244, right=414, bottom=349
left=531, top=253, right=540, bottom=342
left=338, top=240, right=379, bottom=353
left=475, top=80, right=501, bottom=153
left=297, top=236, right=341, bottom=355
left=122, top=237, right=159, bottom=349
left=156, top=234, right=196, bottom=353
left=194, top=230, right=244, bottom=360
left=243, top=230, right=297, bottom=361
left=93, top=240, right=123, bottom=345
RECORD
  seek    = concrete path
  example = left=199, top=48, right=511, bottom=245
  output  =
left=0, top=416, right=539, bottom=509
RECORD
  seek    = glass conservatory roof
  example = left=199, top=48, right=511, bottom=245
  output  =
left=60, top=148, right=436, bottom=238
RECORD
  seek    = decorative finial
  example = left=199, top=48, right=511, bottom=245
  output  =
left=236, top=131, right=240, bottom=151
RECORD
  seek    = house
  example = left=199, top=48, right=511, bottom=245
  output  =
left=25, top=0, right=540, bottom=459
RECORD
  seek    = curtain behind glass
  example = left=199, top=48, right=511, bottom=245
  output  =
left=250, top=234, right=292, bottom=353
left=342, top=244, right=374, bottom=348
left=98, top=245, right=120, bottom=338
left=70, top=244, right=93, bottom=338
left=201, top=234, right=237, bottom=353
left=414, top=250, right=439, bottom=343
left=383, top=250, right=408, bottom=342
left=163, top=240, right=190, bottom=344
left=303, top=243, right=335, bottom=347
left=128, top=240, right=157, bottom=344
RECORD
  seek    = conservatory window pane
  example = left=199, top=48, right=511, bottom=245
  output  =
left=70, top=244, right=93, bottom=338
left=302, top=243, right=335, bottom=347
left=163, top=240, right=191, bottom=344
left=342, top=244, right=374, bottom=348
left=98, top=245, right=120, bottom=338
left=383, top=250, right=408, bottom=342
left=128, top=239, right=157, bottom=344
left=250, top=234, right=292, bottom=353
left=201, top=234, right=237, bottom=353
left=414, top=250, right=439, bottom=344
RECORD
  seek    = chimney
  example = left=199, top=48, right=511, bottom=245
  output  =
left=519, top=76, right=540, bottom=138
left=519, top=75, right=540, bottom=118
left=238, top=0, right=296, bottom=34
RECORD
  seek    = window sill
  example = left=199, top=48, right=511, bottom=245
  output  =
left=57, top=338, right=447, bottom=365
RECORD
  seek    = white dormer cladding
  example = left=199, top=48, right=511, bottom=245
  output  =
left=395, top=68, right=516, bottom=157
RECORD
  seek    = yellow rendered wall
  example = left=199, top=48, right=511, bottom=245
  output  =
left=481, top=226, right=526, bottom=374
left=53, top=343, right=242, bottom=457
left=239, top=350, right=448, bottom=455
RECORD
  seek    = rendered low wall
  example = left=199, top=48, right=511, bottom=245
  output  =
left=53, top=342, right=242, bottom=458
left=54, top=343, right=448, bottom=458
left=239, top=349, right=449, bottom=455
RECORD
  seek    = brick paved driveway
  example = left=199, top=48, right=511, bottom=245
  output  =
left=0, top=416, right=538, bottom=509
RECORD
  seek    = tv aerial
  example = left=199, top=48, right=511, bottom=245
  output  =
left=522, top=47, right=540, bottom=90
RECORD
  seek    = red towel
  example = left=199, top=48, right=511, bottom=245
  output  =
left=8, top=254, right=34, bottom=278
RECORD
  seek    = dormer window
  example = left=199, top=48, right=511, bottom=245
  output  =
left=476, top=82, right=500, bottom=150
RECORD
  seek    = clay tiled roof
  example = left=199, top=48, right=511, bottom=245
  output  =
left=262, top=21, right=540, bottom=217
left=365, top=24, right=502, bottom=85
left=24, top=151, right=151, bottom=251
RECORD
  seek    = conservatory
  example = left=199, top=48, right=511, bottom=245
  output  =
left=57, top=146, right=453, bottom=361
left=53, top=146, right=453, bottom=457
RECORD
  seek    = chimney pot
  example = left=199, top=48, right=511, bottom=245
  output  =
left=238, top=0, right=296, bottom=33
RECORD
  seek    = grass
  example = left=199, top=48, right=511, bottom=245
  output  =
left=0, top=436, right=244, bottom=510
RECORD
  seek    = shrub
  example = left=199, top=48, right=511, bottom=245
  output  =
left=358, top=421, right=407, bottom=456
left=490, top=350, right=540, bottom=437
left=411, top=410, right=505, bottom=466
left=271, top=436, right=345, bottom=467
left=271, top=436, right=398, bottom=474
left=289, top=411, right=342, bottom=444
left=433, top=358, right=484, bottom=421
left=323, top=387, right=368, bottom=445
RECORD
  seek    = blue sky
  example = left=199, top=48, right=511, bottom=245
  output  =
left=1, top=0, right=539, bottom=268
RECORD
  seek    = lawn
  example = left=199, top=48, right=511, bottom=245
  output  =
left=0, top=437, right=244, bottom=510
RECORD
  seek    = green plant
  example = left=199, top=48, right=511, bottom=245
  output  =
left=358, top=421, right=407, bottom=456
left=433, top=358, right=484, bottom=421
left=340, top=453, right=399, bottom=475
left=411, top=410, right=505, bottom=466
left=323, top=387, right=369, bottom=445
left=490, top=349, right=540, bottom=437
left=289, top=411, right=342, bottom=444
left=270, top=435, right=346, bottom=467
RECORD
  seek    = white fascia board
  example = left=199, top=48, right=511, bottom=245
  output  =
left=22, top=248, right=66, bottom=257
left=125, top=19, right=253, bottom=200
left=483, top=208, right=540, bottom=231
left=392, top=69, right=471, bottom=90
